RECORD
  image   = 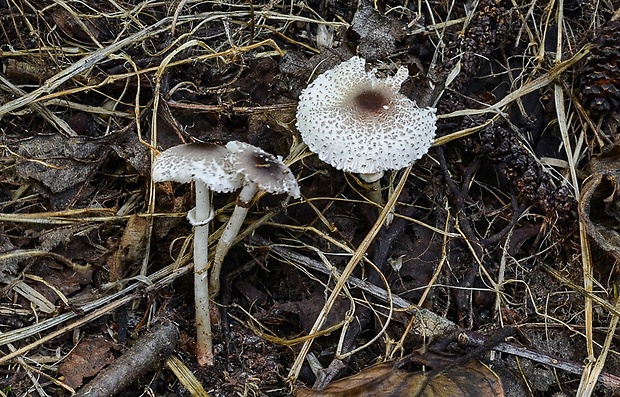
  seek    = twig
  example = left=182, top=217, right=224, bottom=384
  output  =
left=75, top=321, right=179, bottom=397
left=167, top=100, right=296, bottom=114
left=0, top=74, right=77, bottom=136
left=249, top=235, right=458, bottom=340
left=461, top=330, right=620, bottom=390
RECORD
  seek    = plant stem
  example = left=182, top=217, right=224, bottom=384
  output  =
left=210, top=182, right=258, bottom=297
left=193, top=180, right=213, bottom=366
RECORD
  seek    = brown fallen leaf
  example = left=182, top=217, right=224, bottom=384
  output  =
left=107, top=215, right=149, bottom=282
left=295, top=359, right=503, bottom=397
left=580, top=146, right=620, bottom=261
left=51, top=7, right=107, bottom=45
left=58, top=336, right=115, bottom=389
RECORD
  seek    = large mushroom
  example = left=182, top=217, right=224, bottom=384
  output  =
left=152, top=143, right=241, bottom=366
left=210, top=141, right=300, bottom=297
left=296, top=56, right=436, bottom=204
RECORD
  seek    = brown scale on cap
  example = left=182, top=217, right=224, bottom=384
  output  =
left=251, top=151, right=279, bottom=171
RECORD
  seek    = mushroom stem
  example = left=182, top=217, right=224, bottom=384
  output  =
left=192, top=180, right=214, bottom=366
left=359, top=171, right=396, bottom=225
left=365, top=180, right=384, bottom=207
left=359, top=172, right=385, bottom=206
left=210, top=182, right=258, bottom=297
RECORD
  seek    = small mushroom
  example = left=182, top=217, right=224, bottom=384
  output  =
left=296, top=56, right=436, bottom=204
left=152, top=143, right=241, bottom=366
left=210, top=141, right=300, bottom=297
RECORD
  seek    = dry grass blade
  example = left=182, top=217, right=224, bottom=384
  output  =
left=165, top=355, right=212, bottom=397
left=577, top=298, right=620, bottom=395
left=0, top=261, right=191, bottom=365
left=0, top=17, right=171, bottom=117
left=0, top=74, right=77, bottom=136
left=0, top=292, right=133, bottom=365
left=287, top=166, right=413, bottom=383
left=0, top=262, right=191, bottom=351
left=551, top=1, right=595, bottom=391
left=434, top=44, right=590, bottom=146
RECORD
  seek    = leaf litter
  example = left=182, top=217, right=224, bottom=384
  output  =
left=1, top=0, right=620, bottom=396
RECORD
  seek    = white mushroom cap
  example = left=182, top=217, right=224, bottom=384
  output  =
left=152, top=143, right=242, bottom=193
left=226, top=141, right=300, bottom=198
left=296, top=56, right=437, bottom=175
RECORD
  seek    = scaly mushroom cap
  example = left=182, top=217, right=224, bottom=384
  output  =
left=226, top=141, right=300, bottom=198
left=296, top=56, right=437, bottom=174
left=152, top=143, right=241, bottom=193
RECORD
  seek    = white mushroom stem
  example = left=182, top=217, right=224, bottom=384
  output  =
left=152, top=143, right=242, bottom=367
left=189, top=180, right=214, bottom=367
left=359, top=171, right=385, bottom=206
left=210, top=182, right=258, bottom=297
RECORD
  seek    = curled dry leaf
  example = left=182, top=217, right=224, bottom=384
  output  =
left=107, top=215, right=149, bottom=282
left=580, top=146, right=620, bottom=260
left=295, top=360, right=503, bottom=397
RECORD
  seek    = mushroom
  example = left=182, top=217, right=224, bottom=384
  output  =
left=152, top=143, right=241, bottom=366
left=296, top=55, right=436, bottom=204
left=210, top=141, right=300, bottom=297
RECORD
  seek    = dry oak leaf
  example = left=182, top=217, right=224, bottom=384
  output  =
left=295, top=360, right=503, bottom=397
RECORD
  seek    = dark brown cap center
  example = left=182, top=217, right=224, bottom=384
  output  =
left=353, top=90, right=390, bottom=113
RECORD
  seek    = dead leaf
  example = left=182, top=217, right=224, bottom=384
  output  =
left=269, top=288, right=349, bottom=334
left=51, top=8, right=106, bottom=44
left=3, top=58, right=56, bottom=84
left=32, top=263, right=93, bottom=304
left=351, top=5, right=403, bottom=61
left=15, top=134, right=109, bottom=208
left=580, top=146, right=620, bottom=261
left=58, top=336, right=115, bottom=389
left=109, top=128, right=150, bottom=175
left=295, top=360, right=503, bottom=397
left=107, top=215, right=149, bottom=282
left=13, top=129, right=149, bottom=209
